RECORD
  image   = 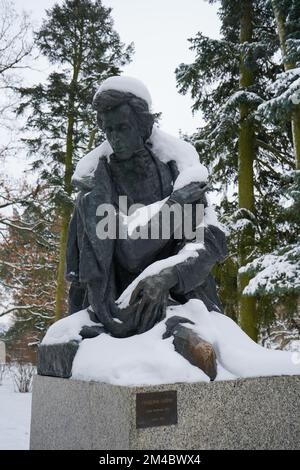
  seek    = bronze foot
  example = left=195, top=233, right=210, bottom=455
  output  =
left=163, top=316, right=217, bottom=380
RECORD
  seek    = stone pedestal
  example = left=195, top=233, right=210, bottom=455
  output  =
left=30, top=375, right=300, bottom=450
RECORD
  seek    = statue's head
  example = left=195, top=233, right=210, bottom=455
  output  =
left=93, top=77, right=155, bottom=161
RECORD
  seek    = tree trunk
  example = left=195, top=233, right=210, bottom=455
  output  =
left=238, top=0, right=257, bottom=341
left=291, top=109, right=300, bottom=170
left=54, top=62, right=81, bottom=321
left=54, top=14, right=84, bottom=322
left=54, top=209, right=71, bottom=321
left=271, top=0, right=300, bottom=170
left=87, top=127, right=97, bottom=152
left=54, top=109, right=75, bottom=321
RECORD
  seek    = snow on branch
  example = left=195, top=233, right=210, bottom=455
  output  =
left=0, top=303, right=55, bottom=318
left=257, top=68, right=300, bottom=120
left=239, top=244, right=300, bottom=296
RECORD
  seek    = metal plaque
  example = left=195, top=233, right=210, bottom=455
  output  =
left=136, top=390, right=178, bottom=428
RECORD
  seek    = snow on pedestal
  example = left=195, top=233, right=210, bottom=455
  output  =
left=42, top=299, right=300, bottom=386
left=32, top=306, right=300, bottom=450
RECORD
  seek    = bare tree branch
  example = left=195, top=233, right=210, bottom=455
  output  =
left=0, top=0, right=33, bottom=80
left=0, top=303, right=55, bottom=317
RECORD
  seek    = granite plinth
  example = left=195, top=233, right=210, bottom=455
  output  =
left=30, top=374, right=300, bottom=450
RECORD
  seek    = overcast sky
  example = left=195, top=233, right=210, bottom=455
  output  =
left=13, top=0, right=220, bottom=135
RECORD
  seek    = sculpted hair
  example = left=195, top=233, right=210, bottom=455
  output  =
left=92, top=89, right=155, bottom=142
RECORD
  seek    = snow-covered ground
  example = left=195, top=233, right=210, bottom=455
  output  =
left=0, top=367, right=32, bottom=450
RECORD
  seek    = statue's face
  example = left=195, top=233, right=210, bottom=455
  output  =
left=101, top=103, right=144, bottom=160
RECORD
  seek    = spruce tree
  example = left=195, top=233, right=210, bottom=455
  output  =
left=17, top=0, right=133, bottom=321
left=175, top=0, right=295, bottom=340
left=270, top=0, right=300, bottom=168
left=241, top=0, right=300, bottom=305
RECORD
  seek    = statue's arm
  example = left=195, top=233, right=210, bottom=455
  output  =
left=170, top=225, right=228, bottom=296
left=115, top=182, right=208, bottom=273
left=125, top=225, right=227, bottom=334
left=129, top=225, right=228, bottom=301
left=115, top=199, right=182, bottom=272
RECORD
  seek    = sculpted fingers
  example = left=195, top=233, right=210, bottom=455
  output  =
left=133, top=298, right=147, bottom=330
left=160, top=295, right=168, bottom=322
left=129, top=280, right=144, bottom=305
left=139, top=303, right=159, bottom=333
left=171, top=181, right=207, bottom=205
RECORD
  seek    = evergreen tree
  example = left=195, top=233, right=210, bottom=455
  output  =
left=17, top=0, right=133, bottom=321
left=241, top=0, right=300, bottom=306
left=175, top=0, right=295, bottom=340
left=269, top=0, right=300, bottom=168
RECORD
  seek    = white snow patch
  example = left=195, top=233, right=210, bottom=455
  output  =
left=42, top=309, right=98, bottom=345
left=203, top=205, right=227, bottom=233
left=173, top=164, right=208, bottom=191
left=0, top=313, right=14, bottom=335
left=94, top=75, right=152, bottom=108
left=116, top=244, right=201, bottom=309
left=240, top=246, right=300, bottom=295
left=72, top=125, right=207, bottom=187
left=73, top=140, right=112, bottom=182
left=0, top=369, right=32, bottom=450
left=149, top=126, right=203, bottom=172
left=72, top=317, right=210, bottom=386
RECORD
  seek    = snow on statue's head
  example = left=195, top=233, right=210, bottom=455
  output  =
left=92, top=76, right=155, bottom=143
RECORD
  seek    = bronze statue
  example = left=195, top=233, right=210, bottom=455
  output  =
left=38, top=77, right=228, bottom=380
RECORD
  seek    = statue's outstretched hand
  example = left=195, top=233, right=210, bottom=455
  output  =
left=127, top=268, right=179, bottom=334
left=128, top=275, right=168, bottom=333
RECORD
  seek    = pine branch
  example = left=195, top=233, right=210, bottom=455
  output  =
left=257, top=139, right=293, bottom=166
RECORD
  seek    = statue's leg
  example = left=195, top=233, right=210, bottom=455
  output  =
left=163, top=316, right=217, bottom=381
left=68, top=281, right=87, bottom=315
